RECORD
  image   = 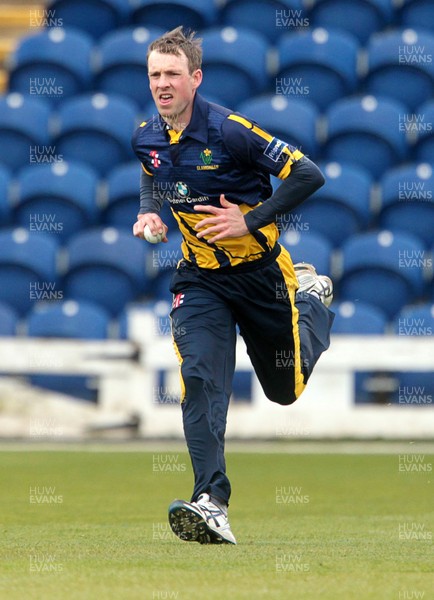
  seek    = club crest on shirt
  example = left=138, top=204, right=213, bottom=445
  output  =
left=197, top=147, right=219, bottom=170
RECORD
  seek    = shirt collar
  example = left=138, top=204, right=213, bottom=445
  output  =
left=158, top=93, right=209, bottom=144
left=183, top=93, right=209, bottom=143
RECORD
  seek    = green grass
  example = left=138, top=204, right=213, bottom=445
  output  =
left=0, top=449, right=433, bottom=600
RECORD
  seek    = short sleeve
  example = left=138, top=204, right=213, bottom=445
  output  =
left=221, top=114, right=305, bottom=180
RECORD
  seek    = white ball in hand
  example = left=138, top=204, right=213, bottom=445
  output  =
left=143, top=224, right=164, bottom=244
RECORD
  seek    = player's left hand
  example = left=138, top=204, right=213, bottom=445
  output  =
left=194, top=194, right=249, bottom=243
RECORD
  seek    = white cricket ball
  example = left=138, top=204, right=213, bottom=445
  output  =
left=143, top=224, right=164, bottom=244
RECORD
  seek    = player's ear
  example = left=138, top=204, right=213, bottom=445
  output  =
left=192, top=69, right=203, bottom=90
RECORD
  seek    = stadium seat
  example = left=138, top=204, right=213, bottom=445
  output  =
left=331, top=300, right=387, bottom=334
left=414, top=100, right=434, bottom=164
left=221, top=0, right=305, bottom=43
left=237, top=95, right=319, bottom=157
left=0, top=93, right=51, bottom=172
left=429, top=244, right=434, bottom=303
left=339, top=230, right=426, bottom=319
left=365, top=29, right=434, bottom=112
left=27, top=299, right=110, bottom=401
left=103, top=161, right=141, bottom=228
left=199, top=28, right=270, bottom=109
left=53, top=93, right=138, bottom=176
left=324, top=96, right=408, bottom=179
left=103, top=162, right=178, bottom=232
left=393, top=303, right=434, bottom=336
left=131, top=0, right=217, bottom=31
left=0, top=165, right=11, bottom=224
left=276, top=28, right=359, bottom=111
left=0, top=228, right=59, bottom=316
left=378, top=163, right=434, bottom=248
left=14, top=161, right=99, bottom=242
left=398, top=0, right=434, bottom=34
left=47, top=0, right=131, bottom=40
left=146, top=231, right=183, bottom=278
left=63, top=227, right=149, bottom=315
left=309, top=0, right=394, bottom=44
left=7, top=28, right=93, bottom=105
left=27, top=299, right=110, bottom=339
left=95, top=26, right=165, bottom=108
left=289, top=162, right=373, bottom=247
left=279, top=230, right=332, bottom=276
left=0, top=301, right=19, bottom=336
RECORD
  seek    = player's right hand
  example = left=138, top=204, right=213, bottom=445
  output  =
left=133, top=213, right=168, bottom=242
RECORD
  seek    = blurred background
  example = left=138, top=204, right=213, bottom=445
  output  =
left=0, top=0, right=432, bottom=441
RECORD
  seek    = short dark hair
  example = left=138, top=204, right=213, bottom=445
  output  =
left=147, top=26, right=202, bottom=73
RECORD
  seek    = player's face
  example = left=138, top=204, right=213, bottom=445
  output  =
left=148, top=50, right=202, bottom=130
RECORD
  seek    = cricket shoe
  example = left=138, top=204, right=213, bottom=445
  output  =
left=168, top=493, right=237, bottom=545
left=294, top=262, right=333, bottom=307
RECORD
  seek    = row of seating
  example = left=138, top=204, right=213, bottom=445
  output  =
left=44, top=0, right=434, bottom=43
left=1, top=296, right=433, bottom=339
left=1, top=90, right=433, bottom=179
left=0, top=225, right=432, bottom=319
left=3, top=295, right=432, bottom=403
left=0, top=159, right=432, bottom=248
left=7, top=25, right=434, bottom=111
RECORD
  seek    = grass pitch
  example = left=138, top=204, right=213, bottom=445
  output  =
left=0, top=446, right=433, bottom=600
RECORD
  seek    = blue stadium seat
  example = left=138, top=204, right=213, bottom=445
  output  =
left=276, top=28, right=359, bottom=111
left=289, top=162, right=372, bottom=247
left=0, top=165, right=11, bottom=224
left=63, top=227, right=149, bottom=315
left=378, top=163, right=434, bottom=248
left=221, top=0, right=305, bottom=43
left=27, top=299, right=110, bottom=401
left=131, top=0, right=217, bottom=31
left=146, top=232, right=183, bottom=278
left=104, top=162, right=179, bottom=232
left=47, top=0, right=130, bottom=40
left=238, top=95, right=319, bottom=157
left=95, top=26, right=165, bottom=108
left=398, top=0, right=434, bottom=35
left=0, top=301, right=19, bottom=336
left=104, top=161, right=141, bottom=228
left=279, top=230, right=332, bottom=276
left=331, top=300, right=387, bottom=334
left=7, top=28, right=93, bottom=105
left=27, top=299, right=110, bottom=339
left=430, top=242, right=434, bottom=303
left=365, top=29, right=434, bottom=112
left=0, top=228, right=59, bottom=316
left=324, top=96, right=408, bottom=179
left=53, top=93, right=138, bottom=176
left=14, top=161, right=99, bottom=242
left=199, top=28, right=270, bottom=109
left=414, top=100, right=434, bottom=164
left=340, top=230, right=426, bottom=319
left=0, top=93, right=51, bottom=172
left=309, top=0, right=394, bottom=44
left=393, top=303, right=434, bottom=336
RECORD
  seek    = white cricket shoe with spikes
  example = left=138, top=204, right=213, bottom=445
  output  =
left=168, top=493, right=237, bottom=545
left=294, top=262, right=333, bottom=307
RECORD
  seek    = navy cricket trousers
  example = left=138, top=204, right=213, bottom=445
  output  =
left=169, top=244, right=334, bottom=504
